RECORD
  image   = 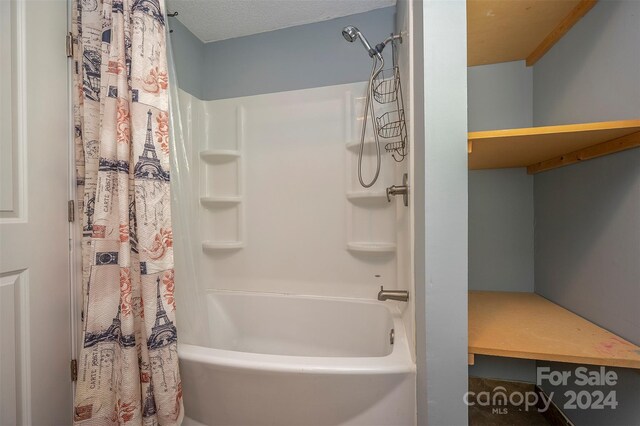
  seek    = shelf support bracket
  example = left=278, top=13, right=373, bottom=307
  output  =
left=527, top=131, right=640, bottom=174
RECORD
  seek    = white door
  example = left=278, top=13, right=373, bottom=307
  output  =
left=0, top=0, right=73, bottom=424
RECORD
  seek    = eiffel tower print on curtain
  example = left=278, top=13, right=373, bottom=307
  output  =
left=147, top=276, right=178, bottom=350
left=134, top=110, right=170, bottom=182
left=142, top=382, right=157, bottom=417
left=83, top=304, right=136, bottom=348
left=132, top=0, right=165, bottom=25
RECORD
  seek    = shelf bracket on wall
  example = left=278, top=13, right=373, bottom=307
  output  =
left=527, top=130, right=640, bottom=174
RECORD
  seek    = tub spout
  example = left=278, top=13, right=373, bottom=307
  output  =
left=377, top=286, right=409, bottom=302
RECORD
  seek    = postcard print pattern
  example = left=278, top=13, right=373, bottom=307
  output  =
left=72, top=0, right=183, bottom=424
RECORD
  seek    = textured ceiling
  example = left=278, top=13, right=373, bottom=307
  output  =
left=167, top=0, right=396, bottom=43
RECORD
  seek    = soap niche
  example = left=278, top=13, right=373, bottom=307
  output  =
left=344, top=90, right=397, bottom=255
left=199, top=105, right=246, bottom=252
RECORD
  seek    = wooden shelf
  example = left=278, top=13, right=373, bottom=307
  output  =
left=199, top=150, right=240, bottom=163
left=346, top=242, right=396, bottom=253
left=468, top=0, right=596, bottom=66
left=469, top=291, right=640, bottom=369
left=468, top=119, right=640, bottom=174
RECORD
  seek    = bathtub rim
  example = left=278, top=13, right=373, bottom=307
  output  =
left=178, top=290, right=415, bottom=375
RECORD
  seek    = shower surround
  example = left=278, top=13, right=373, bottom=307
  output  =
left=172, top=81, right=415, bottom=424
left=175, top=83, right=410, bottom=300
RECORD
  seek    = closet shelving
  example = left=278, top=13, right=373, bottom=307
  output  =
left=467, top=119, right=640, bottom=367
left=469, top=292, right=640, bottom=369
left=468, top=0, right=598, bottom=67
left=467, top=1, right=640, bottom=370
left=468, top=119, right=640, bottom=174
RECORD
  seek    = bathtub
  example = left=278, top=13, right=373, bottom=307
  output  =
left=178, top=290, right=416, bottom=426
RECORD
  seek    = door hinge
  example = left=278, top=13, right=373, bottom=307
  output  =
left=70, top=359, right=78, bottom=382
left=66, top=32, right=74, bottom=58
left=68, top=200, right=75, bottom=222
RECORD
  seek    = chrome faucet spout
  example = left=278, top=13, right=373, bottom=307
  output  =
left=377, top=286, right=409, bottom=302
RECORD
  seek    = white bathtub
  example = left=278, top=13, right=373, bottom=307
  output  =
left=178, top=291, right=416, bottom=426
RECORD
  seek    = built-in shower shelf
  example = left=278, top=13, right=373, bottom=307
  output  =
left=202, top=241, right=244, bottom=251
left=346, top=140, right=378, bottom=152
left=346, top=242, right=396, bottom=253
left=200, top=149, right=241, bottom=163
left=200, top=196, right=242, bottom=207
left=346, top=191, right=389, bottom=202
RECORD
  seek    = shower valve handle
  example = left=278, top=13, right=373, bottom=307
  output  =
left=386, top=173, right=409, bottom=206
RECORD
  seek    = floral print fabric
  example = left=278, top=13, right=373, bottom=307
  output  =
left=72, top=0, right=183, bottom=424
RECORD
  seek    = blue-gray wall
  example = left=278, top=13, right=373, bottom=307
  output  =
left=468, top=168, right=534, bottom=293
left=468, top=60, right=534, bottom=294
left=535, top=152, right=640, bottom=425
left=533, top=0, right=640, bottom=125
left=468, top=60, right=532, bottom=132
left=467, top=61, right=537, bottom=382
left=201, top=7, right=395, bottom=100
left=168, top=17, right=204, bottom=97
left=169, top=7, right=396, bottom=100
left=533, top=1, right=640, bottom=424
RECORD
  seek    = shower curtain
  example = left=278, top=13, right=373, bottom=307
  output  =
left=72, top=0, right=183, bottom=424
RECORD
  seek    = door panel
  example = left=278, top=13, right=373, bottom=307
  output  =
left=0, top=0, right=72, bottom=424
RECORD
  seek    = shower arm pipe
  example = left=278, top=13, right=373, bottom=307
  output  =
left=358, top=55, right=385, bottom=188
left=375, top=33, right=403, bottom=55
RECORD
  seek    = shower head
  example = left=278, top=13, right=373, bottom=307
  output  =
left=342, top=26, right=381, bottom=60
left=342, top=25, right=359, bottom=42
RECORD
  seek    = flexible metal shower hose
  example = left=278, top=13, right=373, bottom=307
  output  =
left=358, top=55, right=385, bottom=188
